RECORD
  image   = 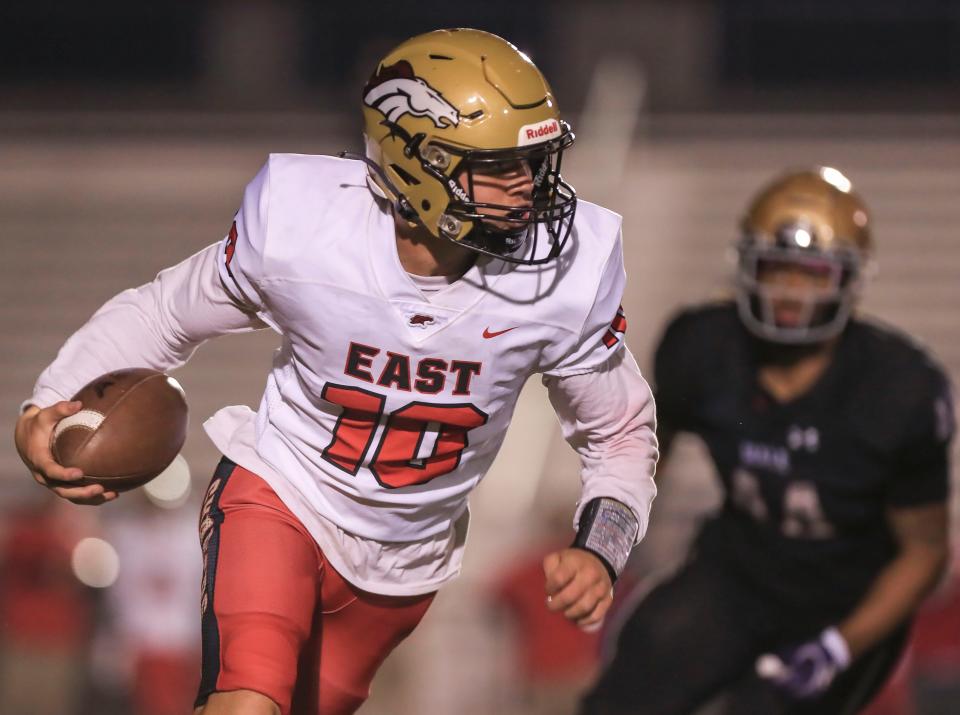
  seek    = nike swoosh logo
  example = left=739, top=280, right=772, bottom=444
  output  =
left=483, top=326, right=517, bottom=339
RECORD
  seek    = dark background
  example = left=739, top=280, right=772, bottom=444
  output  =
left=1, top=3, right=958, bottom=715
left=2, top=0, right=959, bottom=111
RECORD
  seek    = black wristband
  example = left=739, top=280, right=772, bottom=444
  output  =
left=572, top=497, right=639, bottom=583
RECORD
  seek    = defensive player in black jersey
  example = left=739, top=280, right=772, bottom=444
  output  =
left=580, top=167, right=955, bottom=715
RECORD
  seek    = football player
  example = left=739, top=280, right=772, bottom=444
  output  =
left=580, top=168, right=954, bottom=715
left=13, top=29, right=658, bottom=715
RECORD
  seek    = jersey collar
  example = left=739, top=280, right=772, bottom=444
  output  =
left=366, top=199, right=512, bottom=315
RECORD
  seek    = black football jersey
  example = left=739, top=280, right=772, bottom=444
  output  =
left=655, top=302, right=954, bottom=614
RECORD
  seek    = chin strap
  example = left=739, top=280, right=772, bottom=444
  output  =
left=338, top=151, right=418, bottom=221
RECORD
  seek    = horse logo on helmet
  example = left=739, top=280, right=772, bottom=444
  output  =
left=363, top=61, right=460, bottom=129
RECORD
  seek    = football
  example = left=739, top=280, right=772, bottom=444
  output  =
left=51, top=368, right=189, bottom=491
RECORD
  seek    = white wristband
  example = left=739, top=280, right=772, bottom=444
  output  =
left=820, top=627, right=851, bottom=669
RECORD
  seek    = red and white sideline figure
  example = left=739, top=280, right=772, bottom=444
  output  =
left=14, top=29, right=658, bottom=715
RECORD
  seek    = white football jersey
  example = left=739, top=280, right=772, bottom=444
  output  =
left=212, top=154, right=627, bottom=546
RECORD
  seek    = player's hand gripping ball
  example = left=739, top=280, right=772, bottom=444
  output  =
left=50, top=368, right=188, bottom=491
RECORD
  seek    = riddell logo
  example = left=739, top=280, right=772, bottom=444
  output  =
left=518, top=119, right=560, bottom=146
left=446, top=178, right=470, bottom=203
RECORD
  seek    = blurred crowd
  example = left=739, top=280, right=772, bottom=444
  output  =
left=0, top=481, right=201, bottom=715
left=1, top=486, right=959, bottom=715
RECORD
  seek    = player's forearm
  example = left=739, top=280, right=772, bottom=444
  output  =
left=29, top=290, right=188, bottom=408
left=576, top=421, right=658, bottom=541
left=545, top=348, right=659, bottom=542
left=28, top=244, right=262, bottom=409
left=839, top=541, right=949, bottom=659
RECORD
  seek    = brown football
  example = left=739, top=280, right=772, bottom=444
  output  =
left=51, top=368, right=189, bottom=491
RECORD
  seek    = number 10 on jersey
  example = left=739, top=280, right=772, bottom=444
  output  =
left=320, top=383, right=489, bottom=488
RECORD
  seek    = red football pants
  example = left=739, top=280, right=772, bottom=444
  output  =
left=196, top=459, right=435, bottom=715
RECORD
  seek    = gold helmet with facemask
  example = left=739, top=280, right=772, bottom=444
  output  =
left=736, top=167, right=873, bottom=344
left=352, top=28, right=577, bottom=265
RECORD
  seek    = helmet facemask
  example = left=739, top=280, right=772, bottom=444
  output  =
left=413, top=125, right=576, bottom=265
left=736, top=223, right=865, bottom=345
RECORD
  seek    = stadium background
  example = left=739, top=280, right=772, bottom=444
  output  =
left=1, top=2, right=958, bottom=713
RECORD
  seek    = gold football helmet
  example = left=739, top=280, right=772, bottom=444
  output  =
left=736, top=167, right=873, bottom=343
left=350, top=28, right=576, bottom=265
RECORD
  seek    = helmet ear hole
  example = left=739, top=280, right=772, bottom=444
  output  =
left=421, top=200, right=431, bottom=211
